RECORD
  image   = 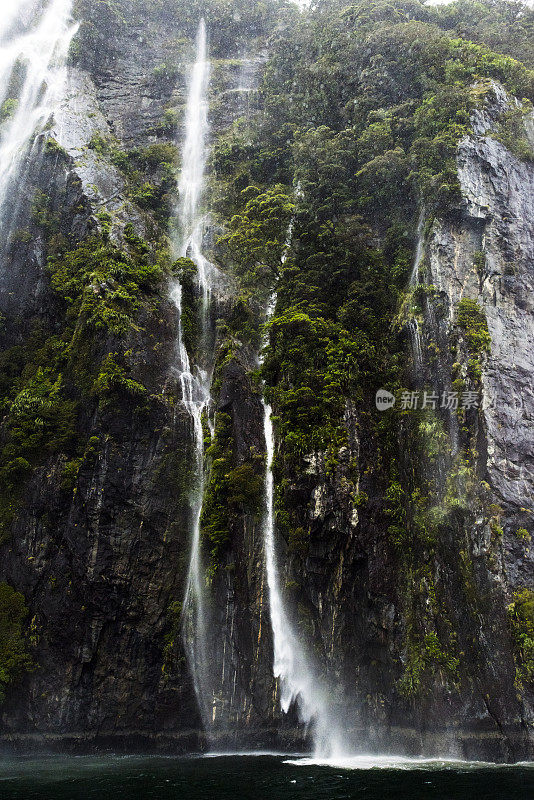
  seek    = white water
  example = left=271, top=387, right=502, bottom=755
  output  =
left=0, top=0, right=76, bottom=235
left=177, top=19, right=213, bottom=306
left=173, top=19, right=214, bottom=726
left=284, top=754, right=515, bottom=770
left=409, top=317, right=424, bottom=375
left=261, top=293, right=346, bottom=756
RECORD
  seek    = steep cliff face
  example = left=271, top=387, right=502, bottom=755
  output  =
left=0, top=0, right=281, bottom=749
left=272, top=87, right=534, bottom=759
left=0, top=0, right=533, bottom=762
left=419, top=88, right=534, bottom=753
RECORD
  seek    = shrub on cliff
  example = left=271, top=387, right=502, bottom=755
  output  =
left=0, top=583, right=34, bottom=703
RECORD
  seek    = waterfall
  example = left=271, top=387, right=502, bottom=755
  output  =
left=262, top=402, right=346, bottom=757
left=261, top=295, right=346, bottom=757
left=177, top=18, right=213, bottom=306
left=0, top=0, right=76, bottom=238
left=173, top=18, right=215, bottom=730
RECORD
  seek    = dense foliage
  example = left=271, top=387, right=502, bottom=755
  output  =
left=213, top=0, right=534, bottom=696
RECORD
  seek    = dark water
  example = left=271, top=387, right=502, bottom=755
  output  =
left=0, top=753, right=533, bottom=800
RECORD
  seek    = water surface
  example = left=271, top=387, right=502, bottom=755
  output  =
left=1, top=753, right=533, bottom=799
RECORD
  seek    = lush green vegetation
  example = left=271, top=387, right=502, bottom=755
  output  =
left=0, top=197, right=166, bottom=540
left=456, top=298, right=491, bottom=353
left=200, top=412, right=263, bottom=574
left=49, top=235, right=162, bottom=334
left=0, top=583, right=34, bottom=702
left=508, top=589, right=534, bottom=689
left=87, top=135, right=178, bottom=226
left=211, top=0, right=534, bottom=696
left=454, top=297, right=491, bottom=383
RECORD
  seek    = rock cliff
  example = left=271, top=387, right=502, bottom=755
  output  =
left=0, top=0, right=533, bottom=762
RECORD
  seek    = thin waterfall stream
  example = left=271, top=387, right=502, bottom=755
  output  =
left=261, top=290, right=347, bottom=758
left=172, top=18, right=215, bottom=728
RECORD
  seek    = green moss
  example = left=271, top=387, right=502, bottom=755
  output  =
left=516, top=527, right=531, bottom=544
left=88, top=131, right=111, bottom=155
left=0, top=98, right=18, bottom=122
left=508, top=588, right=534, bottom=688
left=397, top=624, right=459, bottom=699
left=31, top=190, right=59, bottom=235
left=60, top=457, right=83, bottom=491
left=201, top=411, right=263, bottom=574
left=0, top=583, right=35, bottom=702
left=154, top=108, right=179, bottom=135
left=92, top=353, right=147, bottom=410
left=1, top=368, right=76, bottom=463
left=226, top=463, right=263, bottom=511
left=124, top=144, right=176, bottom=222
left=45, top=138, right=69, bottom=160
left=473, top=250, right=486, bottom=276
left=456, top=298, right=491, bottom=354
left=48, top=234, right=163, bottom=335
left=492, top=102, right=534, bottom=162
left=132, top=143, right=178, bottom=172
left=201, top=412, right=234, bottom=568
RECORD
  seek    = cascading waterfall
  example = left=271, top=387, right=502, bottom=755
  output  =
left=262, top=402, right=346, bottom=757
left=0, top=0, right=76, bottom=238
left=177, top=18, right=213, bottom=312
left=261, top=294, right=346, bottom=757
left=173, top=18, right=215, bottom=729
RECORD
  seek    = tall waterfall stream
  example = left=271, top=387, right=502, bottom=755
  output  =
left=175, top=20, right=346, bottom=754
left=173, top=18, right=214, bottom=730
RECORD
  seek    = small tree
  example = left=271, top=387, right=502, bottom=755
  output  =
left=219, top=185, right=295, bottom=290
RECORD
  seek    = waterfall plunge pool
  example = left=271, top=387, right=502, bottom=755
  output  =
left=0, top=753, right=532, bottom=799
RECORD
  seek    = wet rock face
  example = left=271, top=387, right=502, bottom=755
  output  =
left=427, top=97, right=534, bottom=554
left=458, top=134, right=534, bottom=516
left=0, top=8, right=199, bottom=747
left=0, top=2, right=276, bottom=752
left=410, top=90, right=534, bottom=757
left=0, top=297, right=202, bottom=744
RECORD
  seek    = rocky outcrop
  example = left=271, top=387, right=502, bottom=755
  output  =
left=408, top=86, right=534, bottom=757
left=427, top=88, right=534, bottom=570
